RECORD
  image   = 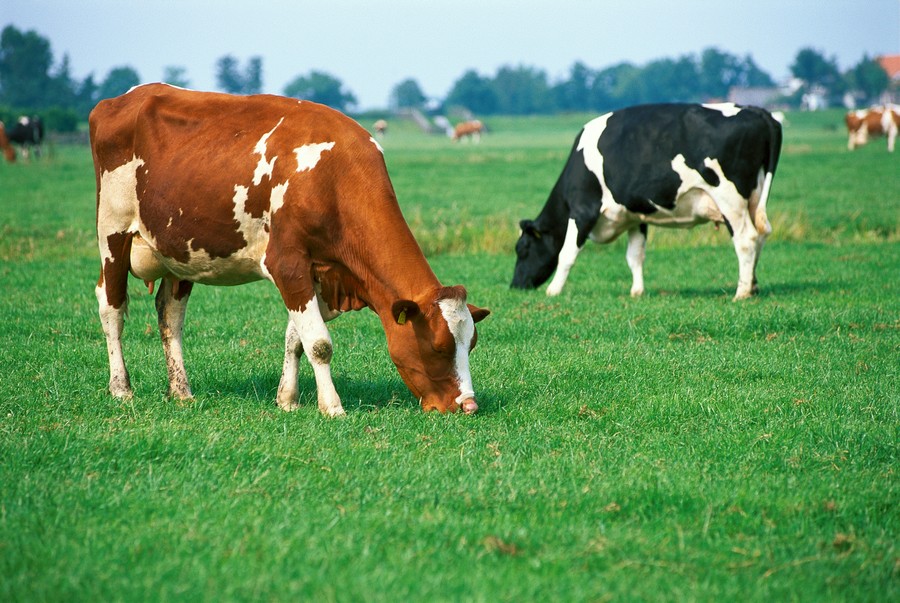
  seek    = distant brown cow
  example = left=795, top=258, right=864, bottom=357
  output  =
left=0, top=123, right=15, bottom=162
left=452, top=119, right=484, bottom=142
left=373, top=119, right=387, bottom=138
left=845, top=106, right=899, bottom=152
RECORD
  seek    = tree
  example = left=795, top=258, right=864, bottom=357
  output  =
left=98, top=66, right=140, bottom=101
left=591, top=62, right=640, bottom=111
left=445, top=70, right=498, bottom=114
left=283, top=70, right=357, bottom=112
left=163, top=66, right=190, bottom=89
left=553, top=61, right=594, bottom=112
left=216, top=55, right=262, bottom=94
left=791, top=48, right=841, bottom=89
left=846, top=55, right=889, bottom=105
left=0, top=25, right=55, bottom=108
left=492, top=65, right=553, bottom=114
left=390, top=78, right=427, bottom=110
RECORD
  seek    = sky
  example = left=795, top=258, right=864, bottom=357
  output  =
left=3, top=0, right=899, bottom=109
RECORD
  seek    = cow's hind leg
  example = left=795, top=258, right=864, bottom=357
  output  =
left=96, top=232, right=134, bottom=398
left=722, top=206, right=762, bottom=301
left=155, top=278, right=194, bottom=399
left=276, top=319, right=303, bottom=412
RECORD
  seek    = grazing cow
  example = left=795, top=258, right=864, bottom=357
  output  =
left=452, top=120, right=484, bottom=142
left=90, top=83, right=489, bottom=415
left=373, top=119, right=388, bottom=138
left=511, top=103, right=782, bottom=301
left=0, top=123, right=15, bottom=162
left=5, top=116, right=45, bottom=160
left=845, top=106, right=899, bottom=152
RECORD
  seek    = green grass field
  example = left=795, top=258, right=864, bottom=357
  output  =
left=1, top=109, right=897, bottom=601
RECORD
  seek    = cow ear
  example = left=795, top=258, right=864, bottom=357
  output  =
left=467, top=304, right=490, bottom=323
left=392, top=300, right=421, bottom=325
left=519, top=219, right=541, bottom=239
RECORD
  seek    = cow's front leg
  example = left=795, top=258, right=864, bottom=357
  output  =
left=276, top=319, right=302, bottom=412
left=546, top=218, right=583, bottom=296
left=625, top=225, right=648, bottom=297
left=155, top=278, right=194, bottom=399
left=285, top=297, right=344, bottom=417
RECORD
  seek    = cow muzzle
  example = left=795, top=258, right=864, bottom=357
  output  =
left=421, top=397, right=479, bottom=414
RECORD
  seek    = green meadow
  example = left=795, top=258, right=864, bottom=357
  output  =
left=1, top=109, right=897, bottom=601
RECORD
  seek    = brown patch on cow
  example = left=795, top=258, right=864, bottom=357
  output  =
left=0, top=123, right=15, bottom=163
left=102, top=231, right=134, bottom=308
left=314, top=262, right=369, bottom=312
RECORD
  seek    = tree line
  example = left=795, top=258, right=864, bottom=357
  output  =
left=0, top=23, right=893, bottom=132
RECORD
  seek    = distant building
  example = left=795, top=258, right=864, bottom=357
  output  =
left=877, top=55, right=900, bottom=103
left=877, top=54, right=900, bottom=81
left=727, top=86, right=781, bottom=108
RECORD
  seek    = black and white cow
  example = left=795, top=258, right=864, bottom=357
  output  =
left=5, top=116, right=44, bottom=159
left=511, top=103, right=782, bottom=300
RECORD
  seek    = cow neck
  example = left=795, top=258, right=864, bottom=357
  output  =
left=334, top=205, right=441, bottom=318
left=537, top=175, right=572, bottom=245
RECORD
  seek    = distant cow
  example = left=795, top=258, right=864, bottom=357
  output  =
left=4, top=116, right=45, bottom=160
left=373, top=119, right=388, bottom=138
left=452, top=120, right=484, bottom=142
left=512, top=103, right=782, bottom=301
left=90, top=84, right=489, bottom=415
left=845, top=106, right=899, bottom=152
left=0, top=123, right=15, bottom=162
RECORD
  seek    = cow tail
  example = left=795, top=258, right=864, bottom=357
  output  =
left=754, top=112, right=783, bottom=236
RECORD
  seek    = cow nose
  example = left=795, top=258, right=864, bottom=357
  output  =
left=460, top=398, right=478, bottom=414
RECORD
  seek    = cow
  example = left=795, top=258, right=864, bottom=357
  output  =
left=90, top=83, right=489, bottom=416
left=4, top=116, right=45, bottom=160
left=845, top=106, right=899, bottom=152
left=452, top=120, right=484, bottom=142
left=0, top=123, right=15, bottom=162
left=511, top=103, right=782, bottom=301
left=373, top=119, right=388, bottom=139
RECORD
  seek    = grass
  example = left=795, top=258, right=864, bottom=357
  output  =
left=1, top=110, right=898, bottom=601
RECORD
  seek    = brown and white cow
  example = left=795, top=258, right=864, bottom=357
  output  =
left=845, top=105, right=899, bottom=152
left=452, top=120, right=484, bottom=142
left=90, top=83, right=489, bottom=415
left=0, top=123, right=15, bottom=163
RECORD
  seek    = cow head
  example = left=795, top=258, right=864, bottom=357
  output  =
left=385, top=286, right=490, bottom=413
left=511, top=219, right=558, bottom=289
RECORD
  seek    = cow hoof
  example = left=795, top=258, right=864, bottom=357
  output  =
left=546, top=286, right=562, bottom=297
left=277, top=400, right=300, bottom=412
left=630, top=288, right=644, bottom=298
left=321, top=406, right=346, bottom=418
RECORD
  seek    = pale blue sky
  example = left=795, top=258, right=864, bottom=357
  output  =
left=3, top=0, right=898, bottom=109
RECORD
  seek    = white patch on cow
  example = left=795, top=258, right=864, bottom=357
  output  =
left=269, top=181, right=290, bottom=215
left=577, top=113, right=613, bottom=199
left=294, top=142, right=335, bottom=172
left=370, top=137, right=384, bottom=154
left=97, top=155, right=145, bottom=261
left=437, top=297, right=476, bottom=404
left=252, top=118, right=283, bottom=185
left=702, top=102, right=742, bottom=117
left=546, top=218, right=582, bottom=296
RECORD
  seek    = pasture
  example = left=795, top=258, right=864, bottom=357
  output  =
left=1, top=109, right=897, bottom=601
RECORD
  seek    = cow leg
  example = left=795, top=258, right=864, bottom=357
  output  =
left=276, top=319, right=303, bottom=412
left=96, top=232, right=134, bottom=398
left=282, top=297, right=344, bottom=417
left=155, top=278, right=194, bottom=400
left=724, top=210, right=762, bottom=301
left=626, top=225, right=648, bottom=297
left=546, top=219, right=583, bottom=296
left=96, top=278, right=131, bottom=399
